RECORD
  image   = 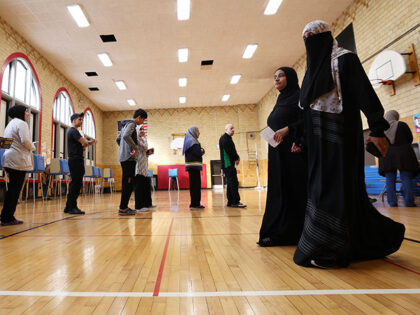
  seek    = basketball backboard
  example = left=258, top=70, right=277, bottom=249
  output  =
left=368, top=50, right=406, bottom=88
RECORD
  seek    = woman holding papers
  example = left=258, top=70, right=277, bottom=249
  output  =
left=258, top=67, right=307, bottom=246
left=293, top=20, right=404, bottom=268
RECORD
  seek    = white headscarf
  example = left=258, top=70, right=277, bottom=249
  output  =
left=384, top=110, right=399, bottom=144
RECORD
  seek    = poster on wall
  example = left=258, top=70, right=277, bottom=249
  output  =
left=414, top=114, right=420, bottom=133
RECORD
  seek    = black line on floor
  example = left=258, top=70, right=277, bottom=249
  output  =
left=404, top=237, right=420, bottom=244
left=0, top=215, right=80, bottom=240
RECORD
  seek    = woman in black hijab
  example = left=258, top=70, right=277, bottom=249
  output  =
left=293, top=20, right=405, bottom=268
left=258, top=67, right=307, bottom=246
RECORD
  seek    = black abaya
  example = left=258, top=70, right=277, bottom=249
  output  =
left=293, top=53, right=405, bottom=267
left=259, top=68, right=307, bottom=246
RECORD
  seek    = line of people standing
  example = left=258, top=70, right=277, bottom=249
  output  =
left=116, top=109, right=155, bottom=215
left=258, top=20, right=406, bottom=269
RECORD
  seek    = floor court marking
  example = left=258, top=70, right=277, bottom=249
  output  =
left=383, top=258, right=420, bottom=275
left=0, top=215, right=78, bottom=240
left=153, top=217, right=174, bottom=296
left=0, top=289, right=418, bottom=298
left=14, top=232, right=259, bottom=238
left=404, top=237, right=420, bottom=244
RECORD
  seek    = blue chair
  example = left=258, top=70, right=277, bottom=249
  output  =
left=168, top=168, right=179, bottom=191
left=148, top=169, right=155, bottom=191
left=101, top=168, right=114, bottom=193
left=95, top=167, right=102, bottom=193
left=0, top=148, right=8, bottom=190
left=48, top=158, right=69, bottom=197
left=60, top=160, right=70, bottom=195
left=84, top=165, right=96, bottom=194
left=26, top=154, right=45, bottom=201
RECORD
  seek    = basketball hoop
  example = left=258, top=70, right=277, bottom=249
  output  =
left=368, top=50, right=406, bottom=96
left=369, top=78, right=396, bottom=95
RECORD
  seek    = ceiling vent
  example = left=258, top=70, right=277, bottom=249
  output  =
left=88, top=87, right=99, bottom=91
left=85, top=72, right=98, bottom=76
left=201, top=60, right=213, bottom=70
left=100, top=34, right=117, bottom=42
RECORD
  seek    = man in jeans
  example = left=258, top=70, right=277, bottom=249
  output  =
left=64, top=113, right=96, bottom=214
left=219, top=124, right=246, bottom=208
left=116, top=109, right=148, bottom=215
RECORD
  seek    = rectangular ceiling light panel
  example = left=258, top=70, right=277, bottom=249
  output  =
left=115, top=80, right=127, bottom=90
left=264, top=0, right=283, bottom=15
left=127, top=99, right=136, bottom=106
left=242, top=44, right=258, bottom=59
left=230, top=74, right=241, bottom=84
left=179, top=96, right=186, bottom=104
left=97, top=53, right=113, bottom=67
left=67, top=4, right=90, bottom=27
left=177, top=0, right=191, bottom=20
left=178, top=48, right=189, bottom=62
left=179, top=78, right=187, bottom=87
left=222, top=94, right=230, bottom=102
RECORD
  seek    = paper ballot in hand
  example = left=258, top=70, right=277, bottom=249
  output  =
left=260, top=126, right=279, bottom=148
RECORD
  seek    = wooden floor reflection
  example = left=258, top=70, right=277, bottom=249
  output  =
left=0, top=189, right=419, bottom=314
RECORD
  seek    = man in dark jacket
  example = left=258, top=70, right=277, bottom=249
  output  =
left=219, top=124, right=246, bottom=208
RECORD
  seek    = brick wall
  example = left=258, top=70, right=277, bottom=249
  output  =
left=102, top=105, right=261, bottom=189
left=257, top=0, right=420, bottom=165
left=0, top=17, right=104, bottom=165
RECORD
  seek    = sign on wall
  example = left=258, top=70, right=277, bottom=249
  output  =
left=414, top=114, right=420, bottom=133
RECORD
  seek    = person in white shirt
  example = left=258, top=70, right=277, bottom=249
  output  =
left=1, top=105, right=36, bottom=225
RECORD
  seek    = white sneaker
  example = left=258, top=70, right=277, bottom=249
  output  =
left=310, top=260, right=328, bottom=269
left=136, top=207, right=150, bottom=212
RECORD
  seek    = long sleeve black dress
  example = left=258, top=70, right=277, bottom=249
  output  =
left=293, top=53, right=405, bottom=267
left=258, top=67, right=307, bottom=246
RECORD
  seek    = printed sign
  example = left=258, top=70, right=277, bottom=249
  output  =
left=414, top=114, right=420, bottom=133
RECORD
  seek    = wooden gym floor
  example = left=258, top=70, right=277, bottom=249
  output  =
left=0, top=189, right=419, bottom=314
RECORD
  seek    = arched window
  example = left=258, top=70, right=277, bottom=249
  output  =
left=1, top=54, right=41, bottom=151
left=52, top=89, right=74, bottom=159
left=82, top=109, right=96, bottom=165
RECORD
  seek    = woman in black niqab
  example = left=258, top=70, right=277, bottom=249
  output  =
left=258, top=67, right=307, bottom=246
left=293, top=20, right=405, bottom=268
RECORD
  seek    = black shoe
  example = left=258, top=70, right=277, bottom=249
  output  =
left=66, top=208, right=85, bottom=215
left=257, top=237, right=276, bottom=247
left=190, top=205, right=205, bottom=209
left=228, top=203, right=247, bottom=208
left=1, top=219, right=24, bottom=226
left=64, top=208, right=71, bottom=213
left=118, top=208, right=136, bottom=216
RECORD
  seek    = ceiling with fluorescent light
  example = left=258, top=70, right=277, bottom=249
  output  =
left=0, top=0, right=353, bottom=111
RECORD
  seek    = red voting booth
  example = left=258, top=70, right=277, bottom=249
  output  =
left=157, top=164, right=207, bottom=189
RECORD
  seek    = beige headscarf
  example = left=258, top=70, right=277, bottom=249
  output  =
left=384, top=110, right=399, bottom=144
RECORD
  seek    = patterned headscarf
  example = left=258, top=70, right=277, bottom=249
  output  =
left=299, top=20, right=351, bottom=111
left=302, top=20, right=332, bottom=39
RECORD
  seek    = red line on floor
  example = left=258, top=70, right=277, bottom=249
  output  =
left=383, top=258, right=420, bottom=275
left=153, top=217, right=174, bottom=297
